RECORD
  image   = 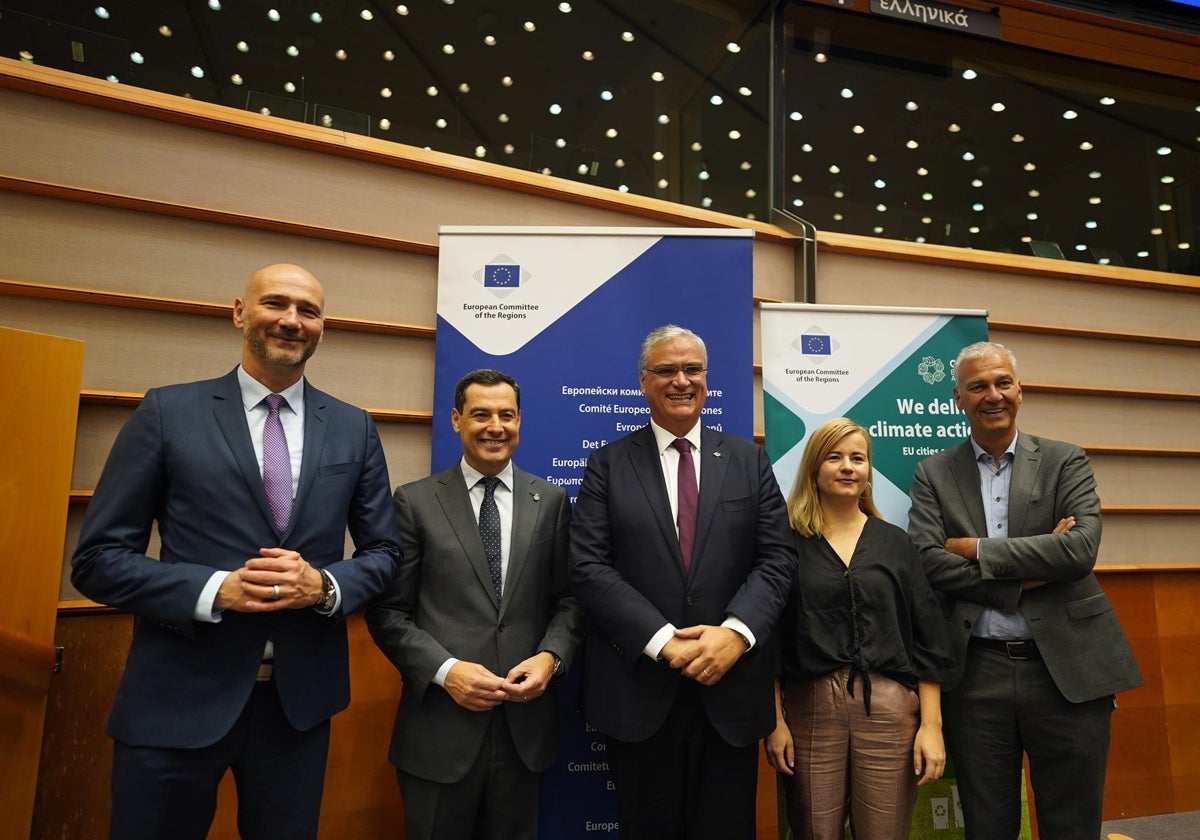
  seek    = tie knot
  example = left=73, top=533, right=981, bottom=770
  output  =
left=672, top=438, right=692, bottom=454
left=480, top=475, right=501, bottom=496
left=265, top=393, right=286, bottom=413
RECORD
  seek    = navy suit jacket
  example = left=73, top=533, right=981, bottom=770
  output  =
left=366, top=463, right=583, bottom=783
left=908, top=433, right=1142, bottom=700
left=72, top=368, right=402, bottom=748
left=568, top=425, right=796, bottom=747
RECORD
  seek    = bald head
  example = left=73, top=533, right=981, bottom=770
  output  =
left=233, top=263, right=326, bottom=391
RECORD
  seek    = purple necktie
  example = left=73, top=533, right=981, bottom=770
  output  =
left=262, top=393, right=292, bottom=533
left=673, top=438, right=697, bottom=572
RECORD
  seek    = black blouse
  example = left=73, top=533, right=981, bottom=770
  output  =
left=777, top=516, right=954, bottom=711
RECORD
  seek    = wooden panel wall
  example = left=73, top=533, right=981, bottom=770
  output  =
left=1, top=56, right=1197, bottom=838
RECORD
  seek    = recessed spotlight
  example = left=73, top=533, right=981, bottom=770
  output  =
left=829, top=165, right=840, bottom=174
left=1012, top=134, right=1024, bottom=142
left=905, top=101, right=918, bottom=111
left=740, top=161, right=752, bottom=171
left=335, top=49, right=347, bottom=60
left=1075, top=244, right=1088, bottom=251
left=948, top=123, right=961, bottom=133
left=190, top=66, right=205, bottom=78
left=310, top=11, right=322, bottom=23
left=702, top=197, right=713, bottom=207
left=396, top=5, right=409, bottom=13
left=659, top=179, right=670, bottom=189
left=991, top=102, right=1005, bottom=112
left=130, top=51, right=144, bottom=64
left=458, top=83, right=470, bottom=93
left=789, top=111, right=802, bottom=121
left=814, top=53, right=827, bottom=63
left=442, top=44, right=455, bottom=55
left=436, top=118, right=447, bottom=128
left=852, top=125, right=865, bottom=134
left=1161, top=175, right=1176, bottom=184
left=969, top=226, right=980, bottom=234
left=710, top=95, right=723, bottom=106
left=159, top=24, right=173, bottom=36
left=615, top=159, right=625, bottom=168
left=1085, top=220, right=1098, bottom=229
left=657, top=114, right=670, bottom=124
left=962, top=151, right=975, bottom=161
left=1080, top=141, right=1094, bottom=150
left=382, top=87, right=393, bottom=98
left=652, top=151, right=664, bottom=161
left=1028, top=189, right=1040, bottom=197
left=1159, top=203, right=1173, bottom=211
left=484, top=36, right=496, bottom=46
left=230, top=73, right=242, bottom=85
left=600, top=90, right=613, bottom=101
left=380, top=118, right=391, bottom=130
left=738, top=86, right=752, bottom=96
left=425, top=85, right=437, bottom=96
left=874, top=179, right=886, bottom=188
left=693, top=142, right=704, bottom=152
left=237, top=41, right=249, bottom=52
left=1136, top=250, right=1149, bottom=258
left=559, top=2, right=573, bottom=11
left=746, top=189, right=757, bottom=198
left=1100, top=96, right=1116, bottom=105
left=267, top=9, right=280, bottom=22
left=873, top=226, right=885, bottom=234
left=557, top=138, right=568, bottom=149
left=833, top=213, right=844, bottom=221
left=1151, top=227, right=1163, bottom=235
left=286, top=45, right=299, bottom=57
left=581, top=50, right=593, bottom=60
left=360, top=9, right=374, bottom=21
left=876, top=204, right=887, bottom=212
left=962, top=68, right=978, bottom=80
left=840, top=88, right=854, bottom=99
left=621, top=31, right=634, bottom=42
left=651, top=71, right=665, bottom=82
left=1178, top=242, right=1192, bottom=250
left=501, top=76, right=513, bottom=87
left=866, top=154, right=877, bottom=162
left=283, top=81, right=295, bottom=93
left=1157, top=146, right=1173, bottom=156
left=972, top=179, right=983, bottom=187
left=383, top=50, right=394, bottom=60
left=916, top=167, right=928, bottom=176
left=503, top=144, right=514, bottom=154
left=727, top=42, right=741, bottom=53
left=698, top=170, right=709, bottom=180
left=1023, top=162, right=1036, bottom=171
left=972, top=203, right=984, bottom=212
left=906, top=140, right=919, bottom=149
left=321, top=114, right=333, bottom=127
left=728, top=130, right=741, bottom=139
left=93, top=7, right=110, bottom=22
left=922, top=192, right=933, bottom=201
left=523, top=21, right=536, bottom=32
left=792, top=198, right=805, bottom=207
left=1063, top=110, right=1078, bottom=120
left=498, top=113, right=509, bottom=123
left=208, top=0, right=222, bottom=9
left=106, top=75, right=119, bottom=83
left=605, top=128, right=618, bottom=138
left=1088, top=196, right=1102, bottom=204
left=549, top=103, right=562, bottom=115
left=833, top=190, right=845, bottom=199
left=475, top=146, right=487, bottom=159
left=1089, top=171, right=1102, bottom=179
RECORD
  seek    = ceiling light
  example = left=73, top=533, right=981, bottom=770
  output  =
left=693, top=143, right=704, bottom=152
left=738, top=87, right=752, bottom=96
left=130, top=52, right=144, bottom=64
left=659, top=179, right=670, bottom=189
left=972, top=203, right=984, bottom=211
left=549, top=103, right=562, bottom=114
left=698, top=170, right=709, bottom=180
left=286, top=45, right=299, bottom=57
left=833, top=213, right=844, bottom=221
left=1062, top=110, right=1078, bottom=119
left=815, top=53, right=827, bottom=63
left=972, top=179, right=983, bottom=187
left=383, top=50, right=394, bottom=60
left=948, top=123, right=961, bottom=133
left=745, top=189, right=757, bottom=198
left=209, top=0, right=222, bottom=9
left=283, top=81, right=295, bottom=92
left=559, top=2, right=573, bottom=11
left=834, top=190, right=844, bottom=198
left=1089, top=171, right=1102, bottom=179
left=436, top=118, right=447, bottom=128
left=484, top=36, right=496, bottom=46
left=1026, top=213, right=1038, bottom=220
left=962, top=151, right=975, bottom=161
left=922, top=193, right=933, bottom=201
left=615, top=159, right=625, bottom=168
left=840, top=88, right=854, bottom=99
left=1159, top=203, right=1173, bottom=211
left=237, top=41, right=249, bottom=52
left=523, top=21, right=536, bottom=32
left=94, top=6, right=110, bottom=19
left=1085, top=220, right=1098, bottom=229
left=905, top=101, right=918, bottom=111
left=651, top=71, right=665, bottom=82
left=801, top=144, right=813, bottom=152
left=501, top=76, right=513, bottom=87
left=829, top=165, right=840, bottom=174
left=702, top=197, right=713, bottom=207
left=852, top=125, right=865, bottom=134
left=728, top=130, right=741, bottom=139
left=458, top=83, right=470, bottom=93
left=710, top=95, right=723, bottom=106
left=906, top=140, right=919, bottom=149
left=1100, top=96, right=1115, bottom=105
left=310, top=12, right=322, bottom=23
left=1075, top=244, right=1088, bottom=251
left=425, top=86, right=437, bottom=96
left=1151, top=227, right=1163, bottom=235
left=1156, top=146, right=1173, bottom=155
left=874, top=179, right=886, bottom=188
left=503, top=144, right=514, bottom=154
left=230, top=73, right=242, bottom=85
left=190, top=66, right=205, bottom=78
left=962, top=68, right=978, bottom=80
left=789, top=111, right=802, bottom=121
left=581, top=50, right=593, bottom=60
left=876, top=204, right=887, bottom=212
left=360, top=9, right=374, bottom=21
left=267, top=9, right=280, bottom=22
left=621, top=31, right=634, bottom=42
left=442, top=44, right=455, bottom=54
left=1088, top=196, right=1101, bottom=204
left=1023, top=162, right=1036, bottom=171
left=605, top=128, right=618, bottom=138
left=652, top=151, right=664, bottom=161
left=1011, top=134, right=1024, bottom=142
left=1028, top=189, right=1040, bottom=197
left=159, top=25, right=172, bottom=36
left=792, top=198, right=804, bottom=207
left=1161, top=175, right=1176, bottom=184
left=991, top=102, right=1005, bottom=112
left=396, top=5, right=409, bottom=13
left=556, top=138, right=566, bottom=148
left=576, top=164, right=589, bottom=175
left=106, top=75, right=119, bottom=82
left=740, top=161, right=752, bottom=171
left=335, top=49, right=347, bottom=60
left=475, top=147, right=487, bottom=158
left=382, top=87, right=393, bottom=97
left=600, top=90, right=613, bottom=101
left=866, top=154, right=877, bottom=162
left=320, top=114, right=333, bottom=127
left=1080, top=141, right=1094, bottom=150
left=498, top=113, right=508, bottom=123
left=380, top=118, right=392, bottom=130
left=727, top=43, right=741, bottom=53
left=916, top=167, right=928, bottom=176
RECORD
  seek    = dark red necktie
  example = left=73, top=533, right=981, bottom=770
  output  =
left=672, top=438, right=697, bottom=572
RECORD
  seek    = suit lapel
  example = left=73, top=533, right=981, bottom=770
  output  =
left=288, top=380, right=329, bottom=540
left=692, top=426, right=728, bottom=577
left=1008, top=434, right=1042, bottom=537
left=435, top=465, right=499, bottom=608
left=503, top=466, right=540, bottom=618
left=210, top=370, right=276, bottom=530
left=628, top=427, right=687, bottom=578
left=950, top=442, right=989, bottom=536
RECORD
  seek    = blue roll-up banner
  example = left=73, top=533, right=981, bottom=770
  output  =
left=760, top=303, right=989, bottom=531
left=434, top=226, right=755, bottom=837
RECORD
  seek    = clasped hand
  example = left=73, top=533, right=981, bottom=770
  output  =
left=444, top=652, right=558, bottom=712
left=662, top=625, right=746, bottom=686
left=215, top=547, right=324, bottom=612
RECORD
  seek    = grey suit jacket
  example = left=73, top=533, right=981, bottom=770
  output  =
left=908, top=432, right=1142, bottom=701
left=366, top=463, right=583, bottom=784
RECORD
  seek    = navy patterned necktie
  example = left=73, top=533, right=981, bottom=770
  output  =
left=262, top=394, right=292, bottom=532
left=673, top=438, right=697, bottom=572
left=479, top=476, right=503, bottom=601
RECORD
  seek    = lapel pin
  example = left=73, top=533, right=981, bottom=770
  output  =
left=532, top=492, right=541, bottom=501
left=713, top=451, right=722, bottom=458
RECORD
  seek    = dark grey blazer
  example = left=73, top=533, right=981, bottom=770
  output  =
left=366, top=463, right=582, bottom=783
left=908, top=432, right=1142, bottom=700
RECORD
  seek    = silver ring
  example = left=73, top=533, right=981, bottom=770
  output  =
left=272, top=584, right=281, bottom=601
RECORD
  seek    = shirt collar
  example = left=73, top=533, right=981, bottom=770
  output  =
left=460, top=458, right=515, bottom=492
left=649, top=419, right=702, bottom=455
left=237, top=365, right=305, bottom=413
left=969, top=430, right=1019, bottom=464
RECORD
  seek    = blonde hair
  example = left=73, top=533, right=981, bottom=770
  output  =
left=787, top=417, right=883, bottom=537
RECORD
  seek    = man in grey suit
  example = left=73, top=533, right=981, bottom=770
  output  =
left=366, top=368, right=583, bottom=840
left=908, top=341, right=1142, bottom=840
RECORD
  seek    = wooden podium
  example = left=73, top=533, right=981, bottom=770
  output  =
left=0, top=326, right=84, bottom=840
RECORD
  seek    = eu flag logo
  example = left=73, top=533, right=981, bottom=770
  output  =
left=802, top=334, right=831, bottom=355
left=484, top=264, right=520, bottom=287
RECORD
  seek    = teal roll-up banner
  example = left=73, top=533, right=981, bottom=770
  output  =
left=760, top=303, right=989, bottom=528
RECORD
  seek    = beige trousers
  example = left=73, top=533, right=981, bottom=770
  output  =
left=780, top=667, right=920, bottom=840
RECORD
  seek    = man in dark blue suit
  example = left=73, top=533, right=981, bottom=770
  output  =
left=71, top=263, right=402, bottom=840
left=569, top=324, right=796, bottom=840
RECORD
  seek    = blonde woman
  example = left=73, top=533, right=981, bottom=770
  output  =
left=765, top=418, right=953, bottom=840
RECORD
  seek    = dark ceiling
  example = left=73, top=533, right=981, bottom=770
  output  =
left=1, top=0, right=1198, bottom=274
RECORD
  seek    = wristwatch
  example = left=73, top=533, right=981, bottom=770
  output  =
left=549, top=652, right=564, bottom=678
left=314, top=568, right=336, bottom=612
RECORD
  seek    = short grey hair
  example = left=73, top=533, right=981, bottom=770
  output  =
left=954, top=341, right=1018, bottom=381
left=638, top=324, right=708, bottom=371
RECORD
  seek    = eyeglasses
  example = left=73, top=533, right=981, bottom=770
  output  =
left=643, top=365, right=707, bottom=379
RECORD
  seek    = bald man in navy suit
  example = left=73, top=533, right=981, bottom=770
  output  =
left=72, top=264, right=401, bottom=840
